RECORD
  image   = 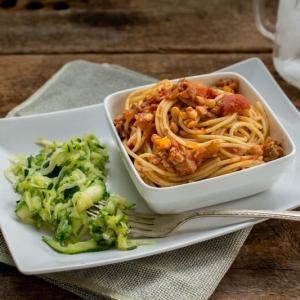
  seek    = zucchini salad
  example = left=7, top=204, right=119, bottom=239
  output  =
left=5, top=134, right=136, bottom=254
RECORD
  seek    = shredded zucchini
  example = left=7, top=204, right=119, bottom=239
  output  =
left=5, top=134, right=136, bottom=254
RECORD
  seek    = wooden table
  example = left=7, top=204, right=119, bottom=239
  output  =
left=1, top=0, right=300, bottom=299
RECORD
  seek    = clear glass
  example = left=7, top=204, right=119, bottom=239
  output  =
left=254, top=0, right=300, bottom=89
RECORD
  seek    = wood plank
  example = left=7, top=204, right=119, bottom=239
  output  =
left=212, top=220, right=300, bottom=298
left=0, top=0, right=275, bottom=54
left=0, top=264, right=82, bottom=300
left=233, top=219, right=300, bottom=270
left=0, top=53, right=299, bottom=117
left=211, top=269, right=300, bottom=300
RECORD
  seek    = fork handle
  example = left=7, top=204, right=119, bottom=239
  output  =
left=186, top=209, right=300, bottom=222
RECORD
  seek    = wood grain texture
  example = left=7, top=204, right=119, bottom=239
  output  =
left=0, top=263, right=82, bottom=300
left=0, top=0, right=275, bottom=54
left=211, top=269, right=300, bottom=300
left=212, top=220, right=300, bottom=300
left=0, top=53, right=299, bottom=117
left=1, top=0, right=300, bottom=299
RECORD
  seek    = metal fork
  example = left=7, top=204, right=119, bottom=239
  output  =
left=87, top=201, right=300, bottom=238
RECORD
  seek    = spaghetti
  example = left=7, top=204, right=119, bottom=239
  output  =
left=114, top=78, right=284, bottom=187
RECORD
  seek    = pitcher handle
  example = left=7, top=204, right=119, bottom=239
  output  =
left=253, top=0, right=275, bottom=41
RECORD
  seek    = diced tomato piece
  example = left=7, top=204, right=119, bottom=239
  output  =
left=220, top=94, right=250, bottom=116
left=207, top=87, right=218, bottom=99
left=196, top=86, right=218, bottom=99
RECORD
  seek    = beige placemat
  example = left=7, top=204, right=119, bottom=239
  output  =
left=1, top=60, right=252, bottom=300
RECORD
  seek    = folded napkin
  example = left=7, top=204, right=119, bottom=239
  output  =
left=2, top=60, right=252, bottom=300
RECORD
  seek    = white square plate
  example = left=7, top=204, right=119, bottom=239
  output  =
left=0, top=58, right=300, bottom=274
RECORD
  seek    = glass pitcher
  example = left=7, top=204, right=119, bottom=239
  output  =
left=254, top=0, right=300, bottom=88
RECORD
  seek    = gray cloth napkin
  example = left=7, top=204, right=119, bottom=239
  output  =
left=1, top=60, right=252, bottom=300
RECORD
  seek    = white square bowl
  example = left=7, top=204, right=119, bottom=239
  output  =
left=104, top=72, right=296, bottom=214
